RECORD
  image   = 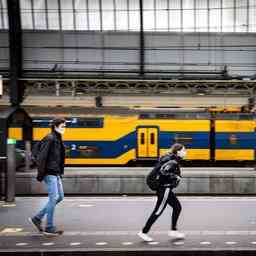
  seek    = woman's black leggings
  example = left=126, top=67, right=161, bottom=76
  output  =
left=142, top=187, right=182, bottom=233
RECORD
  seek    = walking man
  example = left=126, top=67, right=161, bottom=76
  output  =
left=29, top=118, right=66, bottom=236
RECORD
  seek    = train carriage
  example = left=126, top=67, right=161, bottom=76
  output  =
left=214, top=113, right=256, bottom=161
left=7, top=109, right=256, bottom=166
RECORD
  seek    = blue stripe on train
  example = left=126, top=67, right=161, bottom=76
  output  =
left=16, top=131, right=210, bottom=158
left=215, top=132, right=256, bottom=149
left=66, top=131, right=210, bottom=158
left=65, top=132, right=136, bottom=158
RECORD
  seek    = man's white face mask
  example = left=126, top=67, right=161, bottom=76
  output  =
left=55, top=126, right=65, bottom=135
left=177, top=147, right=187, bottom=159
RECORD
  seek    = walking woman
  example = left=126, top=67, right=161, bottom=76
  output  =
left=138, top=143, right=186, bottom=242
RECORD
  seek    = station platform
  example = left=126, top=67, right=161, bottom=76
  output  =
left=1, top=196, right=256, bottom=255
left=2, top=167, right=256, bottom=195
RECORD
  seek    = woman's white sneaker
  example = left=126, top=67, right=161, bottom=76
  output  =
left=137, top=231, right=154, bottom=242
left=168, top=230, right=185, bottom=239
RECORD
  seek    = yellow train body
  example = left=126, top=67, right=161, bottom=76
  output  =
left=8, top=113, right=256, bottom=164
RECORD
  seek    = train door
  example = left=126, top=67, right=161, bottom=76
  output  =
left=137, top=127, right=159, bottom=158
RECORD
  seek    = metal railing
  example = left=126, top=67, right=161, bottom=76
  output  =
left=1, top=78, right=256, bottom=97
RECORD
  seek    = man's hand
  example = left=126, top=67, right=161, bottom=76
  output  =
left=36, top=175, right=43, bottom=182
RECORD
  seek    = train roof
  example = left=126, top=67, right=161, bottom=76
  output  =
left=0, top=106, right=255, bottom=120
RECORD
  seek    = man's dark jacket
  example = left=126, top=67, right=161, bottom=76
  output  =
left=37, top=131, right=65, bottom=182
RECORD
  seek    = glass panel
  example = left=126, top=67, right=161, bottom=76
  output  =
left=156, top=10, right=168, bottom=31
left=75, top=0, right=88, bottom=30
left=195, top=0, right=207, bottom=31
left=89, top=11, right=100, bottom=30
left=16, top=0, right=255, bottom=32
left=0, top=2, right=2, bottom=29
left=209, top=0, right=221, bottom=32
left=141, top=133, right=145, bottom=145
left=74, top=118, right=103, bottom=128
left=102, top=10, right=114, bottom=30
left=116, top=11, right=128, bottom=30
left=102, top=0, right=114, bottom=30
left=196, top=0, right=207, bottom=9
left=183, top=0, right=194, bottom=31
left=143, top=0, right=154, bottom=10
left=77, top=145, right=101, bottom=158
left=223, top=0, right=234, bottom=32
left=174, top=134, right=193, bottom=145
left=156, top=0, right=168, bottom=31
left=144, top=10, right=154, bottom=31
left=150, top=133, right=155, bottom=144
left=102, top=0, right=113, bottom=10
left=20, top=0, right=33, bottom=29
left=60, top=0, right=74, bottom=30
left=196, top=10, right=207, bottom=31
left=169, top=10, right=181, bottom=31
left=2, top=0, right=8, bottom=29
left=34, top=0, right=46, bottom=29
left=88, top=0, right=99, bottom=10
left=47, top=0, right=60, bottom=30
left=116, top=0, right=127, bottom=10
left=34, top=117, right=103, bottom=128
left=156, top=0, right=167, bottom=9
left=249, top=0, right=256, bottom=32
left=128, top=0, right=140, bottom=31
left=129, top=0, right=139, bottom=10
left=0, top=0, right=7, bottom=29
left=129, top=11, right=139, bottom=31
left=236, top=5, right=247, bottom=32
left=88, top=0, right=100, bottom=30
left=169, top=0, right=181, bottom=31
left=115, top=0, right=128, bottom=30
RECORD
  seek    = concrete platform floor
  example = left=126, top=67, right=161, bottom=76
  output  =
left=1, top=196, right=256, bottom=255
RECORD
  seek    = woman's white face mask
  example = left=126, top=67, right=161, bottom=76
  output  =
left=55, top=126, right=66, bottom=135
left=177, top=148, right=187, bottom=159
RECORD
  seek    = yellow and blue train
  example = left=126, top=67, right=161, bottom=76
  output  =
left=8, top=109, right=256, bottom=166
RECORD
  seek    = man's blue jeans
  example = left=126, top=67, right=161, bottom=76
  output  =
left=34, top=175, right=64, bottom=231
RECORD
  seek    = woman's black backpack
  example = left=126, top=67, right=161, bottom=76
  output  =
left=146, top=158, right=179, bottom=191
left=146, top=164, right=162, bottom=191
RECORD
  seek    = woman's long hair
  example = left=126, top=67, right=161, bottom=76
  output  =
left=170, top=143, right=184, bottom=155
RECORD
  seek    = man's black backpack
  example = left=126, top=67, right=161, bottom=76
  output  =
left=31, top=141, right=42, bottom=166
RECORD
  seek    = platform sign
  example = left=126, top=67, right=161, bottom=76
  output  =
left=7, top=139, right=16, bottom=145
left=0, top=75, right=2, bottom=97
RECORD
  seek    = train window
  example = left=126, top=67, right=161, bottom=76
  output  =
left=141, top=133, right=145, bottom=145
left=215, top=113, right=254, bottom=120
left=77, top=145, right=100, bottom=158
left=33, top=117, right=104, bottom=128
left=65, top=144, right=100, bottom=158
left=139, top=112, right=210, bottom=120
left=150, top=133, right=155, bottom=144
left=33, top=117, right=53, bottom=127
left=174, top=134, right=193, bottom=145
left=139, top=113, right=175, bottom=119
left=70, top=118, right=103, bottom=128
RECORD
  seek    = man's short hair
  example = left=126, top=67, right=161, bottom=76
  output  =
left=50, top=118, right=66, bottom=131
